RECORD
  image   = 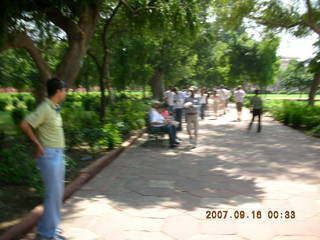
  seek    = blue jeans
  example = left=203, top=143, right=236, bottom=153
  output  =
left=168, top=105, right=174, bottom=115
left=37, top=147, right=65, bottom=238
left=200, top=104, right=207, bottom=119
left=157, top=125, right=177, bottom=145
left=174, top=108, right=183, bottom=131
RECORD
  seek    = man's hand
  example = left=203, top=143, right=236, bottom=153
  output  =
left=35, top=144, right=45, bottom=158
left=20, top=120, right=44, bottom=158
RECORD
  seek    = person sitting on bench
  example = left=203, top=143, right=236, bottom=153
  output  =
left=149, top=101, right=179, bottom=148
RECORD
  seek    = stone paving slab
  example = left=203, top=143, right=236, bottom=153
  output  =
left=36, top=104, right=320, bottom=240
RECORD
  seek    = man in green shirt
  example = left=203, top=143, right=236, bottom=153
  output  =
left=20, top=78, right=67, bottom=240
left=248, top=89, right=263, bottom=132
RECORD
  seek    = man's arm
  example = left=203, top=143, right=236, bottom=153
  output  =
left=20, top=120, right=45, bottom=158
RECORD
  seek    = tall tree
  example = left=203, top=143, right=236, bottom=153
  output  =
left=191, top=24, right=279, bottom=88
left=278, top=59, right=313, bottom=93
left=87, top=0, right=124, bottom=120
left=0, top=0, right=101, bottom=102
left=212, top=0, right=320, bottom=104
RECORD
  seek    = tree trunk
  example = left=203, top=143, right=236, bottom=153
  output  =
left=308, top=72, right=320, bottom=105
left=98, top=71, right=106, bottom=121
left=105, top=52, right=113, bottom=105
left=56, top=7, right=100, bottom=87
left=33, top=76, right=48, bottom=104
left=98, top=50, right=111, bottom=121
left=56, top=38, right=90, bottom=88
left=150, top=67, right=164, bottom=101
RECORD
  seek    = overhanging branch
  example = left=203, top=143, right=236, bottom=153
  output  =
left=87, top=50, right=102, bottom=73
left=251, top=16, right=305, bottom=29
left=1, top=31, right=52, bottom=78
left=102, top=1, right=123, bottom=48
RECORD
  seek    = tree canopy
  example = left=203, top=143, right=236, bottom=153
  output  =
left=0, top=0, right=285, bottom=101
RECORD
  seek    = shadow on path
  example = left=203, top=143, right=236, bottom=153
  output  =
left=58, top=115, right=319, bottom=220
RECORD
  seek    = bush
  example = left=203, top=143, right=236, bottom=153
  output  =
left=100, top=124, right=122, bottom=149
left=0, top=141, right=43, bottom=195
left=64, top=127, right=84, bottom=149
left=81, top=95, right=100, bottom=112
left=311, top=125, right=320, bottom=137
left=265, top=100, right=320, bottom=138
left=105, top=99, right=148, bottom=135
left=26, top=98, right=36, bottom=111
left=62, top=95, right=147, bottom=150
left=62, top=107, right=102, bottom=151
left=11, top=98, right=20, bottom=107
left=82, top=128, right=105, bottom=151
left=0, top=98, right=7, bottom=111
left=16, top=94, right=24, bottom=101
left=11, top=107, right=26, bottom=126
left=63, top=93, right=82, bottom=108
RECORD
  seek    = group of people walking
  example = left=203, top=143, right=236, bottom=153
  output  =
left=149, top=85, right=263, bottom=148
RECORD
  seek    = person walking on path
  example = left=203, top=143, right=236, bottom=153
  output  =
left=149, top=101, right=179, bottom=148
left=248, top=89, right=263, bottom=132
left=20, top=78, right=67, bottom=240
left=224, top=87, right=231, bottom=112
left=217, top=85, right=226, bottom=115
left=234, top=86, right=246, bottom=121
left=210, top=89, right=220, bottom=118
left=184, top=89, right=200, bottom=147
left=172, top=88, right=186, bottom=131
left=164, top=88, right=175, bottom=115
left=199, top=88, right=209, bottom=120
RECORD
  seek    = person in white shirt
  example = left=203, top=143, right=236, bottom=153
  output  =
left=210, top=89, right=220, bottom=118
left=149, top=101, right=179, bottom=148
left=224, top=87, right=231, bottom=112
left=217, top=85, right=226, bottom=115
left=184, top=89, right=200, bottom=147
left=172, top=88, right=186, bottom=131
left=199, top=88, right=209, bottom=119
left=164, top=89, right=175, bottom=115
left=234, top=85, right=246, bottom=121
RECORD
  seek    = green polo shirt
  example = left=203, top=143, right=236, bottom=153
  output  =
left=25, top=98, right=65, bottom=149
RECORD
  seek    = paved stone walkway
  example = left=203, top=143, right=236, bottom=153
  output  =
left=59, top=105, right=320, bottom=240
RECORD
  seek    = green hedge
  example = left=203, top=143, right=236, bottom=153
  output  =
left=62, top=97, right=148, bottom=151
left=265, top=100, right=320, bottom=137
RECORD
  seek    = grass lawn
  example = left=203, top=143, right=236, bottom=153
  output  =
left=258, top=94, right=320, bottom=99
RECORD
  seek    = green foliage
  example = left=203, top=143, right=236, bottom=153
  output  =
left=81, top=95, right=100, bottom=112
left=64, top=127, right=84, bottom=150
left=26, top=98, right=36, bottom=111
left=106, top=99, right=148, bottom=134
left=0, top=98, right=7, bottom=111
left=62, top=107, right=100, bottom=129
left=82, top=128, right=106, bottom=151
left=278, top=60, right=313, bottom=92
left=10, top=106, right=26, bottom=126
left=0, top=49, right=38, bottom=90
left=265, top=100, right=320, bottom=137
left=62, top=94, right=148, bottom=151
left=11, top=98, right=19, bottom=107
left=311, top=125, right=320, bottom=137
left=0, top=140, right=43, bottom=195
left=100, top=124, right=122, bottom=149
left=62, top=107, right=101, bottom=150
